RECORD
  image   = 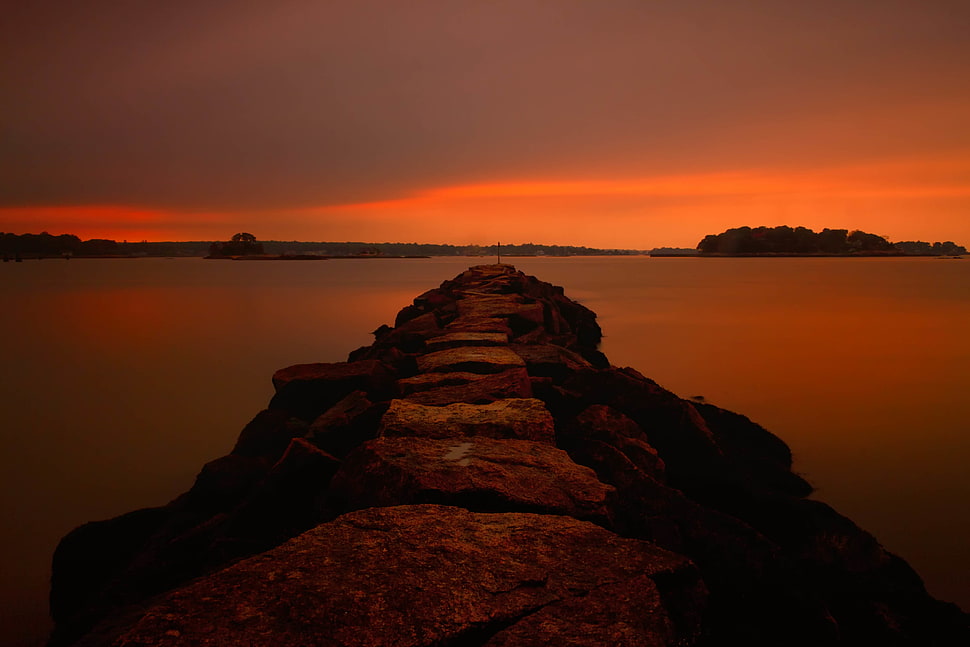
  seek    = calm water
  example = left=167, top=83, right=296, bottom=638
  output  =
left=1, top=256, right=968, bottom=645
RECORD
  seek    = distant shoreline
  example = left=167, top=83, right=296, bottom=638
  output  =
left=5, top=252, right=967, bottom=262
left=692, top=252, right=965, bottom=258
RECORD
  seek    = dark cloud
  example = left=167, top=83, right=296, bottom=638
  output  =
left=2, top=0, right=969, bottom=211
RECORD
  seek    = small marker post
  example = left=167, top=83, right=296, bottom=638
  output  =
left=497, top=241, right=501, bottom=264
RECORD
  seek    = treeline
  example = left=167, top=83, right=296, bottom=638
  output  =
left=0, top=232, right=213, bottom=257
left=0, top=232, right=643, bottom=258
left=893, top=240, right=968, bottom=256
left=697, top=226, right=966, bottom=256
left=259, top=241, right=641, bottom=257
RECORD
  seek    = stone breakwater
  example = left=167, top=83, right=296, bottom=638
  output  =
left=50, top=265, right=968, bottom=646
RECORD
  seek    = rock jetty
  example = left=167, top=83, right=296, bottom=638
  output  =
left=50, top=265, right=968, bottom=646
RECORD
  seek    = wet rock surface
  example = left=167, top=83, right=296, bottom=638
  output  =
left=50, top=264, right=969, bottom=646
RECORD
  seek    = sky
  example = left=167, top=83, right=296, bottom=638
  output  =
left=2, top=0, right=969, bottom=248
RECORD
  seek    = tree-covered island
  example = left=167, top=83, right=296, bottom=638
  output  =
left=697, top=226, right=967, bottom=256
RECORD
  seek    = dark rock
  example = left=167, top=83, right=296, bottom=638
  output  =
left=330, top=436, right=614, bottom=523
left=455, top=294, right=546, bottom=334
left=83, top=506, right=706, bottom=647
left=723, top=496, right=970, bottom=643
left=306, top=389, right=386, bottom=458
left=694, top=401, right=814, bottom=497
left=185, top=453, right=270, bottom=515
left=561, top=438, right=839, bottom=645
left=567, top=404, right=666, bottom=480
left=482, top=574, right=676, bottom=647
left=370, top=312, right=442, bottom=354
left=510, top=342, right=593, bottom=381
left=556, top=367, right=730, bottom=496
left=269, top=359, right=395, bottom=420
left=207, top=438, right=341, bottom=560
left=49, top=507, right=169, bottom=646
left=230, top=408, right=307, bottom=460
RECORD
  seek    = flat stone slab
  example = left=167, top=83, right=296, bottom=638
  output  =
left=425, top=331, right=509, bottom=351
left=379, top=398, right=556, bottom=443
left=101, top=505, right=703, bottom=647
left=398, top=371, right=493, bottom=395
left=416, top=346, right=525, bottom=374
left=445, top=315, right=514, bottom=334
left=331, top=436, right=615, bottom=522
left=456, top=294, right=545, bottom=328
left=398, top=368, right=533, bottom=405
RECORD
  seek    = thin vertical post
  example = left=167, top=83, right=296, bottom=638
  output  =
left=497, top=241, right=501, bottom=264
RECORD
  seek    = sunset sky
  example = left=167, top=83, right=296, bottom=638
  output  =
left=2, top=0, right=969, bottom=248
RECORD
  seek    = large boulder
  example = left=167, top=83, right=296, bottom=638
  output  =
left=269, top=360, right=395, bottom=420
left=306, top=390, right=386, bottom=458
left=566, top=404, right=666, bottom=481
left=49, top=507, right=170, bottom=646
left=455, top=294, right=546, bottom=334
left=555, top=367, right=729, bottom=496
left=693, top=401, right=813, bottom=498
left=510, top=343, right=593, bottom=381
left=78, top=506, right=706, bottom=647
left=230, top=408, right=308, bottom=460
left=329, top=436, right=614, bottom=523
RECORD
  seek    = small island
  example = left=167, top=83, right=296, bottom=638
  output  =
left=697, top=226, right=966, bottom=257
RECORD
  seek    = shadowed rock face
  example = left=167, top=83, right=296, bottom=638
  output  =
left=50, top=264, right=969, bottom=647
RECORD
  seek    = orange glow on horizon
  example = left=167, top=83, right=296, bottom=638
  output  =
left=328, top=163, right=970, bottom=214
left=3, top=155, right=969, bottom=247
left=0, top=205, right=235, bottom=242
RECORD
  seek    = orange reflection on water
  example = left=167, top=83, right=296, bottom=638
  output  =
left=55, top=288, right=188, bottom=349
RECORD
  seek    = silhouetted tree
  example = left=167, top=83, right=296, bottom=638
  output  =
left=847, top=230, right=893, bottom=252
left=209, top=233, right=264, bottom=257
left=817, top=228, right=849, bottom=253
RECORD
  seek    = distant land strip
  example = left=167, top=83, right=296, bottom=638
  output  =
left=1, top=228, right=966, bottom=259
left=1, top=232, right=646, bottom=259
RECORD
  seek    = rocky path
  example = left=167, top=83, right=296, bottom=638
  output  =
left=51, top=265, right=968, bottom=646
